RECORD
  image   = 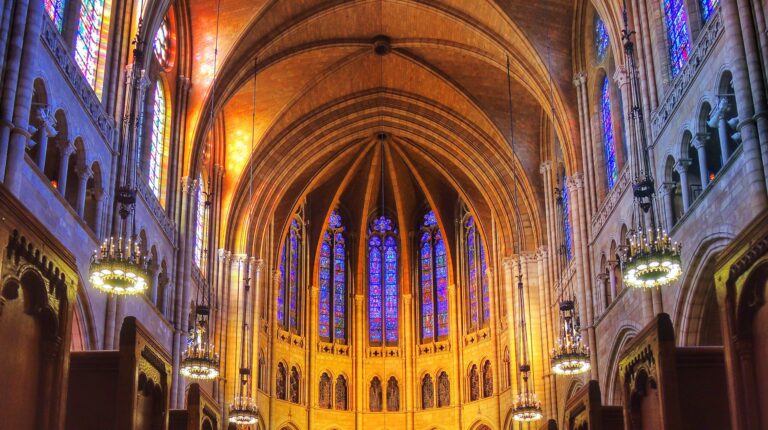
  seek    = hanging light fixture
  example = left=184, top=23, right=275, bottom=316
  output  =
left=180, top=187, right=219, bottom=379
left=551, top=299, right=590, bottom=375
left=505, top=55, right=543, bottom=423
left=89, top=0, right=149, bottom=296
left=619, top=4, right=682, bottom=288
left=228, top=54, right=259, bottom=427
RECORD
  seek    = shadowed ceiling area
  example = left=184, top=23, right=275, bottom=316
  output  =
left=186, top=0, right=582, bottom=258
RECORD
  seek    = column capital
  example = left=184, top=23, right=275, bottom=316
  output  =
left=659, top=182, right=676, bottom=195
left=57, top=139, right=76, bottom=157
left=539, top=160, right=553, bottom=175
left=607, top=259, right=620, bottom=270
left=536, top=245, right=548, bottom=260
left=217, top=248, right=231, bottom=263
left=75, top=163, right=93, bottom=180
left=691, top=132, right=710, bottom=149
left=572, top=71, right=587, bottom=87
left=566, top=172, right=584, bottom=191
left=502, top=256, right=517, bottom=270
left=34, top=106, right=58, bottom=135
left=613, top=65, right=630, bottom=87
left=180, top=176, right=195, bottom=194
left=673, top=159, right=692, bottom=174
left=709, top=97, right=731, bottom=123
left=596, top=272, right=610, bottom=282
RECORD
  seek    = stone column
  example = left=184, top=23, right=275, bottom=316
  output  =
left=660, top=182, right=676, bottom=230
left=149, top=260, right=160, bottom=305
left=56, top=140, right=75, bottom=196
left=607, top=260, right=618, bottom=301
left=573, top=72, right=597, bottom=215
left=93, top=188, right=105, bottom=239
left=33, top=107, right=57, bottom=170
left=674, top=160, right=692, bottom=210
left=691, top=133, right=710, bottom=187
left=74, top=164, right=92, bottom=217
left=596, top=273, right=610, bottom=311
left=710, top=98, right=732, bottom=163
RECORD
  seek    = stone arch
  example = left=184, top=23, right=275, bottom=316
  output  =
left=566, top=378, right=585, bottom=402
left=468, top=363, right=480, bottom=401
left=289, top=365, right=301, bottom=404
left=276, top=361, right=288, bottom=400
left=334, top=374, right=348, bottom=410
left=663, top=154, right=683, bottom=226
left=28, top=78, right=49, bottom=162
left=319, top=372, right=332, bottom=409
left=84, top=160, right=103, bottom=233
left=437, top=370, right=450, bottom=407
left=481, top=359, right=493, bottom=398
left=696, top=101, right=723, bottom=178
left=421, top=373, right=434, bottom=409
left=604, top=324, right=640, bottom=405
left=44, top=110, right=68, bottom=186
left=64, top=138, right=86, bottom=208
left=681, top=130, right=703, bottom=202
left=369, top=376, right=383, bottom=412
left=468, top=420, right=495, bottom=430
left=674, top=232, right=733, bottom=346
left=386, top=376, right=399, bottom=411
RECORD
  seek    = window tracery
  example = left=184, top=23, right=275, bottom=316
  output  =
left=148, top=81, right=166, bottom=199
left=370, top=377, right=382, bottom=412
left=663, top=0, right=692, bottom=77
left=368, top=215, right=398, bottom=345
left=45, top=0, right=66, bottom=31
left=422, top=374, right=434, bottom=409
left=335, top=376, right=348, bottom=410
left=420, top=210, right=449, bottom=342
left=75, top=0, right=110, bottom=91
left=700, top=0, right=719, bottom=23
left=153, top=17, right=172, bottom=69
left=193, top=176, right=206, bottom=269
left=319, top=373, right=331, bottom=409
left=278, top=218, right=304, bottom=333
left=594, top=16, right=609, bottom=61
left=319, top=211, right=346, bottom=343
left=462, top=214, right=491, bottom=332
left=437, top=372, right=450, bottom=407
left=600, top=76, right=618, bottom=190
left=386, top=377, right=399, bottom=411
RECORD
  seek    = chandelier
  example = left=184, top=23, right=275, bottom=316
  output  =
left=180, top=304, right=220, bottom=380
left=229, top=393, right=259, bottom=425
left=89, top=14, right=149, bottom=296
left=620, top=9, right=683, bottom=288
left=551, top=300, right=590, bottom=375
left=512, top=370, right=544, bottom=422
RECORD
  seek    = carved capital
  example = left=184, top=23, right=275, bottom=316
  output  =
left=673, top=159, right=692, bottom=175
left=659, top=182, right=676, bottom=196
left=75, top=163, right=93, bottom=180
left=572, top=71, right=587, bottom=87
left=539, top=160, right=553, bottom=175
left=613, top=65, right=630, bottom=87
left=566, top=173, right=584, bottom=192
left=691, top=133, right=710, bottom=150
left=502, top=256, right=517, bottom=271
left=57, top=139, right=76, bottom=157
left=180, top=176, right=194, bottom=194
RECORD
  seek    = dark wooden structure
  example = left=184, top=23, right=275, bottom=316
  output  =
left=563, top=380, right=623, bottom=430
left=169, top=383, right=220, bottom=430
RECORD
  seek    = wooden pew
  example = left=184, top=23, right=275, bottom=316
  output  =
left=66, top=317, right=172, bottom=430
left=169, top=383, right=220, bottom=430
left=563, top=380, right=623, bottom=430
left=618, top=313, right=730, bottom=430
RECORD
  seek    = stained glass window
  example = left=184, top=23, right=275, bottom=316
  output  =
left=464, top=215, right=490, bottom=331
left=663, top=0, right=691, bottom=78
left=595, top=16, right=609, bottom=61
left=319, top=211, right=346, bottom=342
left=561, top=177, right=573, bottom=262
left=420, top=210, right=449, bottom=342
left=75, top=0, right=109, bottom=90
left=368, top=215, right=398, bottom=345
left=148, top=81, right=166, bottom=198
left=600, top=77, right=618, bottom=189
left=278, top=219, right=302, bottom=331
left=700, top=0, right=719, bottom=23
left=193, top=176, right=205, bottom=268
left=45, top=0, right=66, bottom=32
left=154, top=18, right=172, bottom=68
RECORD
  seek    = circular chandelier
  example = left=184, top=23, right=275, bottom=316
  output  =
left=229, top=395, right=258, bottom=425
left=180, top=307, right=220, bottom=380
left=512, top=375, right=543, bottom=422
left=89, top=233, right=149, bottom=295
left=551, top=300, right=590, bottom=375
left=622, top=227, right=681, bottom=288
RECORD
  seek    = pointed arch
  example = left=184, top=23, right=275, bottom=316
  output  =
left=368, top=215, right=399, bottom=346
left=419, top=209, right=449, bottom=342
left=319, top=210, right=347, bottom=342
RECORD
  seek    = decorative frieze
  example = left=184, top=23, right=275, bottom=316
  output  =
left=40, top=19, right=115, bottom=146
left=367, top=346, right=400, bottom=358
left=590, top=166, right=630, bottom=239
left=651, top=11, right=723, bottom=141
left=417, top=340, right=451, bottom=355
left=317, top=341, right=350, bottom=356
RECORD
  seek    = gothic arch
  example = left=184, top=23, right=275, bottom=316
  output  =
left=604, top=324, right=641, bottom=405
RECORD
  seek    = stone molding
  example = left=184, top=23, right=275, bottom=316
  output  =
left=590, top=166, right=630, bottom=238
left=40, top=18, right=115, bottom=146
left=136, top=176, right=178, bottom=244
left=651, top=11, right=723, bottom=141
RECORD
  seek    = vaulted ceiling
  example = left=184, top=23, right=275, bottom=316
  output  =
left=183, top=0, right=590, bottom=257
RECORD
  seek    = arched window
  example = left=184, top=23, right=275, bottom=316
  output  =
left=278, top=219, right=303, bottom=333
left=700, top=0, right=719, bottom=23
left=469, top=364, right=479, bottom=401
left=153, top=17, right=172, bottom=69
left=600, top=76, right=618, bottom=189
left=437, top=371, right=450, bottom=407
left=663, top=0, right=692, bottom=78
left=319, top=211, right=346, bottom=342
left=420, top=210, right=449, bottom=342
left=482, top=361, right=493, bottom=398
left=422, top=374, right=434, bottom=409
left=594, top=16, right=609, bottom=62
left=561, top=175, right=573, bottom=262
left=368, top=216, right=398, bottom=346
left=335, top=376, right=348, bottom=410
left=276, top=363, right=287, bottom=400
left=463, top=215, right=491, bottom=332
left=370, top=377, right=382, bottom=412
left=193, top=176, right=206, bottom=269
left=319, top=373, right=331, bottom=409
left=148, top=81, right=167, bottom=199
left=45, top=0, right=66, bottom=31
left=290, top=366, right=300, bottom=403
left=75, top=0, right=111, bottom=92
left=386, top=377, right=399, bottom=411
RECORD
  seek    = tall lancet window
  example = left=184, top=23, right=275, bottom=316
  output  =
left=561, top=175, right=573, bottom=262
left=368, top=215, right=398, bottom=345
left=148, top=81, right=166, bottom=198
left=75, top=0, right=111, bottom=92
left=462, top=214, right=491, bottom=331
left=700, top=0, right=719, bottom=23
left=663, top=0, right=691, bottom=78
left=594, top=16, right=609, bottom=62
left=600, top=76, right=618, bottom=190
left=193, top=175, right=207, bottom=269
left=319, top=211, right=346, bottom=342
left=45, top=0, right=66, bottom=31
left=278, top=218, right=304, bottom=333
left=420, top=210, right=449, bottom=342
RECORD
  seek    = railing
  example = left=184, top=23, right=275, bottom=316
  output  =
left=40, top=19, right=115, bottom=146
left=651, top=11, right=724, bottom=141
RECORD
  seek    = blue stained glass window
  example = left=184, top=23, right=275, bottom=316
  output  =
left=318, top=210, right=346, bottom=342
left=420, top=210, right=450, bottom=342
left=562, top=177, right=573, bottom=262
left=600, top=77, right=618, bottom=189
left=595, top=17, right=609, bottom=61
left=45, top=0, right=66, bottom=32
left=318, top=233, right=332, bottom=339
left=75, top=0, right=108, bottom=89
left=368, top=216, right=398, bottom=345
left=465, top=216, right=490, bottom=331
left=193, top=176, right=205, bottom=268
left=278, top=219, right=301, bottom=331
left=700, top=0, right=719, bottom=22
left=663, top=0, right=691, bottom=77
left=149, top=81, right=166, bottom=198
